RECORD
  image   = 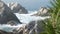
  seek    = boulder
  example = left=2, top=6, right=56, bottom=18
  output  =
left=0, top=1, right=21, bottom=24
left=8, top=3, right=28, bottom=14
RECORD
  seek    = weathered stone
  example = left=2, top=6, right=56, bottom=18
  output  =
left=0, top=1, right=21, bottom=24
left=32, top=7, right=49, bottom=16
left=8, top=3, right=28, bottom=14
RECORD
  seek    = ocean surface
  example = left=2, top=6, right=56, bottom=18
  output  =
left=0, top=11, right=50, bottom=32
left=0, top=0, right=51, bottom=33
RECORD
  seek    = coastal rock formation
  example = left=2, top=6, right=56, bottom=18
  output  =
left=0, top=1, right=21, bottom=24
left=8, top=3, right=28, bottom=14
left=37, top=7, right=49, bottom=16
left=0, top=0, right=50, bottom=34
left=32, top=7, right=49, bottom=16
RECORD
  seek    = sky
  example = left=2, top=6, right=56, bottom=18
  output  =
left=2, top=0, right=51, bottom=11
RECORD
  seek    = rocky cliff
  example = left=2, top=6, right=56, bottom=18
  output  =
left=32, top=7, right=50, bottom=16
left=8, top=2, right=28, bottom=14
left=0, top=0, right=21, bottom=24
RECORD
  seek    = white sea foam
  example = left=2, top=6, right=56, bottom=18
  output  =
left=0, top=24, right=26, bottom=32
left=14, top=12, right=50, bottom=24
left=0, top=11, right=50, bottom=32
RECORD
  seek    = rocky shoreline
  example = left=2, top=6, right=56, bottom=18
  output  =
left=0, top=0, right=50, bottom=34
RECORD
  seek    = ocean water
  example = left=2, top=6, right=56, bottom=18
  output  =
left=0, top=24, right=26, bottom=32
left=0, top=12, right=50, bottom=32
left=0, top=0, right=51, bottom=33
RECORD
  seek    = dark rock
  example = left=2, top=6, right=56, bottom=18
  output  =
left=0, top=1, right=21, bottom=24
left=0, top=30, right=13, bottom=34
left=7, top=20, right=18, bottom=26
left=37, top=20, right=44, bottom=34
left=27, top=21, right=35, bottom=30
left=0, top=30, right=23, bottom=34
left=8, top=3, right=28, bottom=14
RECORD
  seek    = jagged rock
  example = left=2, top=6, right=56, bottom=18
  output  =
left=0, top=1, right=21, bottom=24
left=8, top=3, right=28, bottom=14
left=32, top=7, right=49, bottom=16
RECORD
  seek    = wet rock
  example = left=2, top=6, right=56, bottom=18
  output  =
left=7, top=20, right=18, bottom=26
left=8, top=3, right=28, bottom=14
left=27, top=21, right=35, bottom=30
left=0, top=30, right=13, bottom=34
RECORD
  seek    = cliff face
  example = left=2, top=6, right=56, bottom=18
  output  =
left=0, top=1, right=27, bottom=34
left=0, top=1, right=21, bottom=24
left=32, top=7, right=49, bottom=16
left=8, top=3, right=28, bottom=14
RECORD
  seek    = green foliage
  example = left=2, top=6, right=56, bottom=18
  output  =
left=40, top=0, right=60, bottom=34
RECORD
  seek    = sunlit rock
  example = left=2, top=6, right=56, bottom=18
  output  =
left=32, top=7, right=50, bottom=16
left=8, top=2, right=28, bottom=14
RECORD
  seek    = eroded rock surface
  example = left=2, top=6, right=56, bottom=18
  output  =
left=0, top=1, right=21, bottom=24
left=32, top=7, right=50, bottom=16
left=8, top=3, right=28, bottom=14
